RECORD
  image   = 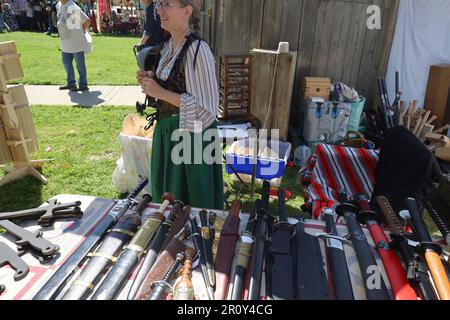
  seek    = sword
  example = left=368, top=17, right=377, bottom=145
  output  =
left=376, top=195, right=437, bottom=300
left=230, top=210, right=256, bottom=300
left=199, top=209, right=215, bottom=289
left=248, top=181, right=274, bottom=300
left=423, top=200, right=450, bottom=246
left=405, top=198, right=450, bottom=300
left=335, top=192, right=390, bottom=300
left=90, top=193, right=175, bottom=300
left=294, top=216, right=331, bottom=300
left=32, top=176, right=149, bottom=300
left=190, top=215, right=214, bottom=300
left=354, top=194, right=418, bottom=300
left=127, top=200, right=184, bottom=300
left=321, top=207, right=354, bottom=300
left=60, top=195, right=147, bottom=300
left=147, top=252, right=185, bottom=300
left=214, top=200, right=241, bottom=300
left=267, top=189, right=295, bottom=300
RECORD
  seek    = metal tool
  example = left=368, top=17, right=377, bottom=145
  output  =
left=0, top=220, right=59, bottom=257
left=0, top=241, right=29, bottom=280
left=0, top=199, right=83, bottom=227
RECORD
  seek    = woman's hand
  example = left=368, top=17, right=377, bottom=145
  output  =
left=141, top=77, right=164, bottom=100
left=136, top=70, right=155, bottom=85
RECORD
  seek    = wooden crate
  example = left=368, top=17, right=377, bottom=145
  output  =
left=0, top=41, right=23, bottom=85
left=300, top=77, right=331, bottom=100
left=9, top=85, right=38, bottom=154
left=250, top=49, right=297, bottom=140
left=0, top=117, right=13, bottom=163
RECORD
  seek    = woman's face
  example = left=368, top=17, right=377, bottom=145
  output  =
left=156, top=0, right=191, bottom=33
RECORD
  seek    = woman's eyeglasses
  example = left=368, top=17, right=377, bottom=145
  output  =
left=154, top=1, right=185, bottom=10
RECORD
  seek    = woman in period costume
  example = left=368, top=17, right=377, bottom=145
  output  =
left=137, top=0, right=223, bottom=210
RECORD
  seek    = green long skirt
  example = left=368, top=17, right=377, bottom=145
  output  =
left=151, top=115, right=224, bottom=210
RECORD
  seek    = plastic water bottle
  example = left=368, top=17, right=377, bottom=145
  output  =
left=294, top=145, right=312, bottom=167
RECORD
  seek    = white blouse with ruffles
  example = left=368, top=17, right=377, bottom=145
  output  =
left=156, top=35, right=219, bottom=133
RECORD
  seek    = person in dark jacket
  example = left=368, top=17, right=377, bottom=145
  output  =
left=139, top=0, right=164, bottom=45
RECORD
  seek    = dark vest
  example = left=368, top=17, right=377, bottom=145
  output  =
left=153, top=32, right=206, bottom=121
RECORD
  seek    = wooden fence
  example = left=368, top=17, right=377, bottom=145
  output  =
left=199, top=0, right=399, bottom=109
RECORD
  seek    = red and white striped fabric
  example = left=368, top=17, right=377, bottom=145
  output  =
left=299, top=144, right=379, bottom=219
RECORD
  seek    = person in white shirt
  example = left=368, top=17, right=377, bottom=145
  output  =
left=56, top=0, right=91, bottom=91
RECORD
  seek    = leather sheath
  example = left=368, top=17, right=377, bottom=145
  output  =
left=214, top=200, right=241, bottom=300
left=161, top=206, right=191, bottom=251
left=61, top=214, right=141, bottom=300
left=134, top=228, right=188, bottom=300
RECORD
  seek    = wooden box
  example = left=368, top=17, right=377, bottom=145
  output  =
left=424, top=64, right=450, bottom=128
left=300, top=77, right=331, bottom=100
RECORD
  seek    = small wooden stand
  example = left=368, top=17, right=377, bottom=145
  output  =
left=250, top=48, right=297, bottom=141
left=0, top=41, right=47, bottom=187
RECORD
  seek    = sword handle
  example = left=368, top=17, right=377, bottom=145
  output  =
left=405, top=198, right=432, bottom=243
left=261, top=181, right=270, bottom=210
left=128, top=176, right=149, bottom=200
left=375, top=196, right=403, bottom=235
left=423, top=200, right=450, bottom=245
left=277, top=189, right=287, bottom=222
left=131, top=194, right=152, bottom=215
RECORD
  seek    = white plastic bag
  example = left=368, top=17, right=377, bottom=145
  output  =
left=112, top=133, right=153, bottom=195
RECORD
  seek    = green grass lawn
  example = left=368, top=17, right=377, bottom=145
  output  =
left=0, top=31, right=139, bottom=85
left=0, top=105, right=304, bottom=216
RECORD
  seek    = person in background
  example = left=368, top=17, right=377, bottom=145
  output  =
left=8, top=0, right=25, bottom=29
left=137, top=0, right=224, bottom=210
left=139, top=0, right=163, bottom=45
left=57, top=0, right=91, bottom=92
left=31, top=0, right=45, bottom=30
left=0, top=1, right=11, bottom=32
left=23, top=0, right=34, bottom=30
left=101, top=10, right=110, bottom=32
left=2, top=1, right=18, bottom=30
left=44, top=0, right=55, bottom=34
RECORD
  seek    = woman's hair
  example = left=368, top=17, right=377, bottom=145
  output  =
left=179, top=0, right=202, bottom=34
